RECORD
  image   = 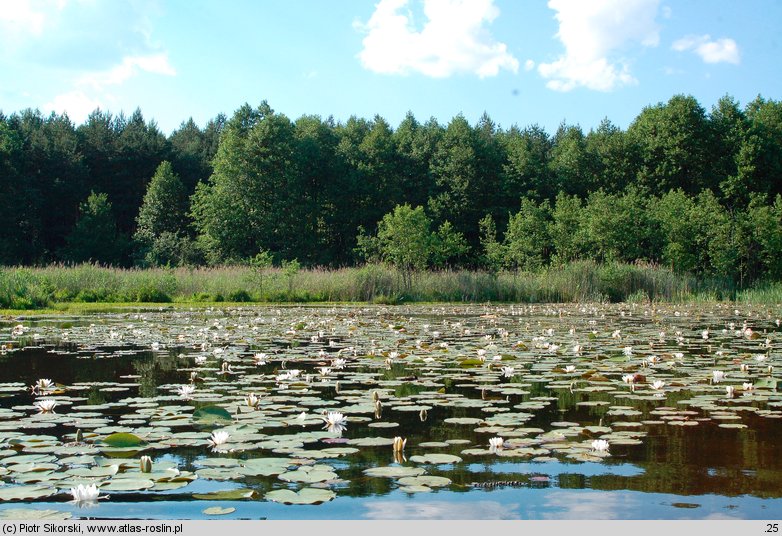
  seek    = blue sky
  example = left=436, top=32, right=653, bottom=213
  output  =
left=1, top=0, right=780, bottom=135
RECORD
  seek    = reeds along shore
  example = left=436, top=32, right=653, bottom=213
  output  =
left=0, top=261, right=779, bottom=310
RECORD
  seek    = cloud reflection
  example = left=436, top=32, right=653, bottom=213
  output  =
left=365, top=500, right=521, bottom=520
left=541, top=491, right=639, bottom=519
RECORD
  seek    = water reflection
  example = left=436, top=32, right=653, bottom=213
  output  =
left=365, top=499, right=521, bottom=519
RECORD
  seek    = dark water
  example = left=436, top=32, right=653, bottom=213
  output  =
left=0, top=305, right=781, bottom=519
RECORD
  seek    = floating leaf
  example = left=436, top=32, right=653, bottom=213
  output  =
left=192, top=489, right=259, bottom=500
left=265, top=487, right=336, bottom=505
left=101, top=433, right=144, bottom=448
left=203, top=507, right=235, bottom=515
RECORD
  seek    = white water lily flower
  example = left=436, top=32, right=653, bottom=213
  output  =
left=245, top=393, right=261, bottom=408
left=252, top=353, right=268, bottom=365
left=591, top=439, right=610, bottom=453
left=296, top=411, right=306, bottom=422
left=623, top=346, right=633, bottom=356
left=743, top=382, right=754, bottom=391
left=489, top=437, right=504, bottom=451
left=622, top=374, right=635, bottom=384
left=651, top=380, right=665, bottom=390
left=612, top=329, right=621, bottom=339
left=392, top=436, right=407, bottom=452
left=194, top=355, right=207, bottom=365
left=208, top=430, right=230, bottom=447
left=572, top=344, right=582, bottom=355
left=140, top=455, right=153, bottom=473
left=712, top=370, right=726, bottom=383
left=318, top=367, right=332, bottom=376
left=725, top=385, right=735, bottom=397
left=702, top=329, right=710, bottom=340
left=331, top=358, right=346, bottom=369
left=564, top=365, right=576, bottom=373
left=70, top=483, right=102, bottom=504
left=177, top=384, right=196, bottom=399
left=34, top=378, right=54, bottom=392
left=500, top=366, right=515, bottom=378
left=34, top=399, right=57, bottom=413
left=322, top=411, right=348, bottom=434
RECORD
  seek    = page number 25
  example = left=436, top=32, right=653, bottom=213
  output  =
left=767, top=524, right=779, bottom=533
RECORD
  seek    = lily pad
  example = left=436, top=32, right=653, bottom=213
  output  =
left=203, top=507, right=235, bottom=515
left=264, top=487, right=336, bottom=505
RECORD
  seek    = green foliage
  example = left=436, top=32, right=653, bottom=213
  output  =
left=431, top=221, right=469, bottom=268
left=478, top=215, right=505, bottom=273
left=503, top=198, right=551, bottom=271
left=63, top=192, right=127, bottom=265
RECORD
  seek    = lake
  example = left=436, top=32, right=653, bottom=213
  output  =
left=0, top=303, right=780, bottom=520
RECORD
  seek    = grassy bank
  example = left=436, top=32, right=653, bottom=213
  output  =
left=0, top=261, right=776, bottom=310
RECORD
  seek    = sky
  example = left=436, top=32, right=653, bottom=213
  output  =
left=1, top=0, right=780, bottom=135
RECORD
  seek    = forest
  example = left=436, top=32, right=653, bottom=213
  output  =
left=1, top=93, right=781, bottom=288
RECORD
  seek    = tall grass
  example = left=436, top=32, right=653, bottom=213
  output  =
left=0, top=261, right=777, bottom=310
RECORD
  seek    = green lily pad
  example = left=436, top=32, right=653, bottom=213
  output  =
left=193, top=405, right=232, bottom=424
left=203, top=507, right=235, bottom=515
left=279, top=464, right=337, bottom=483
left=363, top=466, right=425, bottom=478
left=192, top=489, right=259, bottom=500
left=101, top=478, right=154, bottom=491
left=0, top=485, right=57, bottom=501
left=265, top=487, right=336, bottom=505
left=409, top=453, right=462, bottom=464
left=398, top=475, right=452, bottom=487
left=101, top=433, right=144, bottom=448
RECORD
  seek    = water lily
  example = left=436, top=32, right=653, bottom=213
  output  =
left=743, top=382, right=754, bottom=391
left=702, top=329, right=710, bottom=340
left=622, top=374, right=635, bottom=384
left=253, top=353, right=268, bottom=365
left=140, top=455, right=152, bottom=473
left=564, top=365, right=576, bottom=373
left=34, top=399, right=57, bottom=413
left=322, top=411, right=348, bottom=434
left=245, top=392, right=261, bottom=408
left=318, top=366, right=332, bottom=376
left=194, top=355, right=207, bottom=365
left=70, top=483, right=102, bottom=505
left=208, top=430, right=230, bottom=448
left=623, top=346, right=633, bottom=356
left=33, top=378, right=54, bottom=392
left=489, top=437, right=504, bottom=451
left=332, top=358, right=346, bottom=369
left=392, top=436, right=407, bottom=452
left=651, top=380, right=665, bottom=390
left=591, top=439, right=610, bottom=453
left=712, top=370, right=726, bottom=383
left=500, top=366, right=515, bottom=378
left=725, top=385, right=735, bottom=397
left=177, top=384, right=196, bottom=399
left=572, top=344, right=582, bottom=355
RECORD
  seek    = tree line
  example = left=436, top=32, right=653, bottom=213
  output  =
left=1, top=94, right=781, bottom=285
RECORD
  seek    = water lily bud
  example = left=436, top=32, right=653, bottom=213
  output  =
left=75, top=429, right=83, bottom=443
left=419, top=408, right=428, bottom=422
left=392, top=436, right=407, bottom=452
left=140, top=455, right=152, bottom=473
left=335, top=381, right=340, bottom=394
left=372, top=390, right=380, bottom=402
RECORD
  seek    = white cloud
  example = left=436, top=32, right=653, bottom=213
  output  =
left=0, top=0, right=62, bottom=36
left=44, top=53, right=175, bottom=122
left=524, top=59, right=535, bottom=71
left=672, top=34, right=740, bottom=64
left=356, top=0, right=518, bottom=78
left=538, top=0, right=661, bottom=92
left=79, top=53, right=177, bottom=90
left=44, top=90, right=102, bottom=123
